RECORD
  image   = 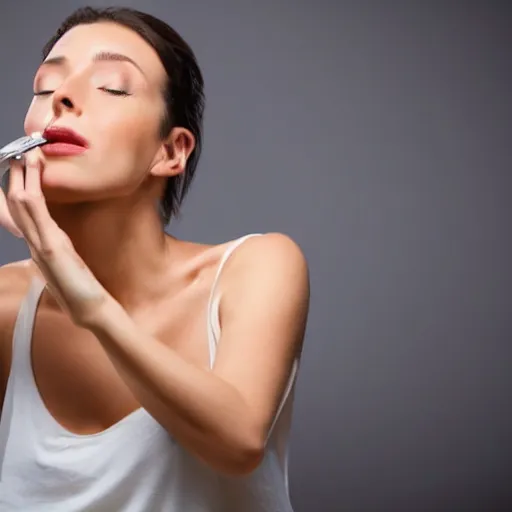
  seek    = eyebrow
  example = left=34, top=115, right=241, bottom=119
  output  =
left=40, top=51, right=146, bottom=76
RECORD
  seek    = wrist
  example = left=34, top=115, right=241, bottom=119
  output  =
left=81, top=294, right=122, bottom=333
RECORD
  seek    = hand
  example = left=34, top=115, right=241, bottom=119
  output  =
left=1, top=148, right=111, bottom=327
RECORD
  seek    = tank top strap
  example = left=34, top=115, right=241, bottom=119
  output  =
left=10, top=275, right=46, bottom=375
left=206, top=233, right=263, bottom=368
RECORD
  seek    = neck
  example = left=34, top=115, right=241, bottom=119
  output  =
left=46, top=197, right=174, bottom=311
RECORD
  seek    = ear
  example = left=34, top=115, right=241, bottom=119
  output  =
left=149, top=127, right=196, bottom=179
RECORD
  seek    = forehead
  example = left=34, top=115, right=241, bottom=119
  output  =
left=46, top=22, right=166, bottom=84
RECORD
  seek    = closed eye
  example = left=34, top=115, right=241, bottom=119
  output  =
left=100, top=87, right=131, bottom=97
left=33, top=88, right=131, bottom=97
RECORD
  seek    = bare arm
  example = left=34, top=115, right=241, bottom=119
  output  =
left=86, top=233, right=310, bottom=476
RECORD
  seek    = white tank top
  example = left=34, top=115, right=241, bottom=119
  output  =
left=0, top=234, right=300, bottom=511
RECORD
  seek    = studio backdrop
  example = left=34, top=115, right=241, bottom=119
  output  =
left=1, top=2, right=511, bottom=511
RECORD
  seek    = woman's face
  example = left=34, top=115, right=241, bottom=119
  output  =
left=24, top=22, right=173, bottom=203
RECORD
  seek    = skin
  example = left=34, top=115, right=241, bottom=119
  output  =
left=0, top=22, right=309, bottom=477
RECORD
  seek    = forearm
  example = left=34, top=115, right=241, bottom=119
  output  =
left=86, top=298, right=264, bottom=475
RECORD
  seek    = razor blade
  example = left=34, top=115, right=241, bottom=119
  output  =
left=0, top=134, right=48, bottom=179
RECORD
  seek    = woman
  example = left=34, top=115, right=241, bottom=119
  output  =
left=0, top=6, right=309, bottom=512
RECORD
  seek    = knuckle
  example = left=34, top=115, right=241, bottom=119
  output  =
left=7, top=190, right=23, bottom=203
left=8, top=190, right=38, bottom=204
left=40, top=245, right=56, bottom=259
left=24, top=195, right=38, bottom=206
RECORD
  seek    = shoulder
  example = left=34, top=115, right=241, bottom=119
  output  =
left=0, top=259, right=35, bottom=299
left=0, top=259, right=35, bottom=329
left=0, top=260, right=36, bottom=390
left=225, top=232, right=308, bottom=273
left=0, top=259, right=38, bottom=333
left=219, top=232, right=310, bottom=304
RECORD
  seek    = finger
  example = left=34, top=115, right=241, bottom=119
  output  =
left=0, top=181, right=23, bottom=237
left=7, top=194, right=38, bottom=245
left=23, top=187, right=59, bottom=251
left=8, top=156, right=25, bottom=192
left=24, top=149, right=44, bottom=195
left=24, top=147, right=46, bottom=195
left=6, top=157, right=39, bottom=242
left=22, top=149, right=57, bottom=241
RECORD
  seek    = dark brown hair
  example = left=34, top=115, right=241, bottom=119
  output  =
left=42, top=6, right=205, bottom=224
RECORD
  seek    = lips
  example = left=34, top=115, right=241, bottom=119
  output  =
left=41, top=126, right=89, bottom=157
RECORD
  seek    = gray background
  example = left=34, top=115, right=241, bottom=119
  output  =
left=1, top=1, right=511, bottom=511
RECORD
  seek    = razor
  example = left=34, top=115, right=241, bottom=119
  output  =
left=0, top=133, right=48, bottom=182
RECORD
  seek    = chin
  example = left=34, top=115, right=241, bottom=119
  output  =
left=41, top=176, right=132, bottom=207
left=41, top=177, right=102, bottom=204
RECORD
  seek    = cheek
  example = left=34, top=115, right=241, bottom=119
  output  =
left=24, top=100, right=53, bottom=135
left=95, top=100, right=159, bottom=146
left=68, top=120, right=161, bottom=196
left=24, top=102, right=39, bottom=135
left=96, top=108, right=161, bottom=169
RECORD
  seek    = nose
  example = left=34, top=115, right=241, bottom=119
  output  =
left=51, top=78, right=83, bottom=117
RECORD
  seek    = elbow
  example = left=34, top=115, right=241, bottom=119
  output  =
left=232, top=442, right=266, bottom=476
left=226, top=422, right=267, bottom=476
left=206, top=432, right=266, bottom=477
left=221, top=442, right=265, bottom=477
